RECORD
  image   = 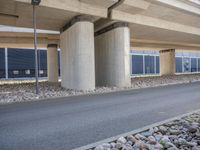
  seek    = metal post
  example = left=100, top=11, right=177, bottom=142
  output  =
left=33, top=5, right=39, bottom=94
left=5, top=48, right=8, bottom=79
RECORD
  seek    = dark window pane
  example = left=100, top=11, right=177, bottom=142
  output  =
left=191, top=58, right=197, bottom=72
left=8, top=48, right=47, bottom=78
left=39, top=50, right=47, bottom=70
left=145, top=56, right=155, bottom=74
left=38, top=50, right=47, bottom=77
left=0, top=48, right=5, bottom=78
left=176, top=57, right=182, bottom=73
left=183, top=57, right=191, bottom=72
left=132, top=55, right=143, bottom=74
left=198, top=59, right=200, bottom=72
left=156, top=56, right=160, bottom=74
left=58, top=51, right=61, bottom=76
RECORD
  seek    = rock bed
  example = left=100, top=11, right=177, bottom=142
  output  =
left=0, top=73, right=200, bottom=104
left=93, top=112, right=200, bottom=150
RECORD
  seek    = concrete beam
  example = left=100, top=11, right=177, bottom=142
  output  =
left=154, top=0, right=200, bottom=16
left=0, top=32, right=59, bottom=48
left=131, top=39, right=200, bottom=51
left=114, top=0, right=150, bottom=14
left=111, top=11, right=200, bottom=36
left=80, top=0, right=116, bottom=8
left=15, top=0, right=108, bottom=18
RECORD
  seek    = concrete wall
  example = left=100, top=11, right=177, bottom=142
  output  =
left=60, top=21, right=95, bottom=90
left=47, top=44, right=59, bottom=82
left=160, top=49, right=176, bottom=75
left=95, top=26, right=131, bottom=87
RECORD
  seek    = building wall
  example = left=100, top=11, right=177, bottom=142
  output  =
left=0, top=48, right=200, bottom=79
left=130, top=50, right=200, bottom=75
left=0, top=48, right=5, bottom=78
left=0, top=48, right=60, bottom=79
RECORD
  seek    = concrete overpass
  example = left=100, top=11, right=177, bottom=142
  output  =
left=0, top=0, right=200, bottom=90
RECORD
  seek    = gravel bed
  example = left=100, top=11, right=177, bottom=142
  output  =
left=0, top=73, right=200, bottom=104
left=93, top=111, right=200, bottom=150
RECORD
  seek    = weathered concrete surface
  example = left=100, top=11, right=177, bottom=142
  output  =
left=0, top=32, right=59, bottom=48
left=60, top=21, right=95, bottom=90
left=0, top=82, right=200, bottom=150
left=47, top=44, right=59, bottom=83
left=95, top=25, right=131, bottom=87
left=160, top=49, right=175, bottom=76
left=1, top=0, right=200, bottom=49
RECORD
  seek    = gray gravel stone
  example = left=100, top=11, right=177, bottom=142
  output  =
left=1, top=74, right=200, bottom=104
left=94, top=112, right=200, bottom=150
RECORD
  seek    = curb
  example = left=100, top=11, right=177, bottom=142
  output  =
left=73, top=109, right=200, bottom=150
left=1, top=80, right=199, bottom=106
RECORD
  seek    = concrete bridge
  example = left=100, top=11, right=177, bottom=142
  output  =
left=0, top=0, right=200, bottom=90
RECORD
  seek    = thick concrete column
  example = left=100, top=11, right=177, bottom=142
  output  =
left=47, top=44, right=59, bottom=82
left=95, top=22, right=131, bottom=87
left=160, top=49, right=175, bottom=76
left=60, top=16, right=95, bottom=90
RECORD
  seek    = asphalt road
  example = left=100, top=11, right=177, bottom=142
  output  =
left=0, top=82, right=200, bottom=150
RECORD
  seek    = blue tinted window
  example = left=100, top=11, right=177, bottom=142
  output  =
left=156, top=56, right=160, bottom=74
left=176, top=57, right=182, bottom=73
left=132, top=55, right=143, bottom=74
left=198, top=59, right=200, bottom=72
left=191, top=58, right=197, bottom=72
left=0, top=48, right=5, bottom=78
left=38, top=50, right=47, bottom=70
left=8, top=48, right=47, bottom=78
left=145, top=56, right=155, bottom=74
left=183, top=57, right=191, bottom=72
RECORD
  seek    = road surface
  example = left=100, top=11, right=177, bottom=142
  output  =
left=0, top=82, right=200, bottom=150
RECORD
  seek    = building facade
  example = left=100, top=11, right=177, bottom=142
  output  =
left=0, top=48, right=200, bottom=79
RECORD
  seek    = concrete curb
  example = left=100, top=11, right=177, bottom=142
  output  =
left=1, top=80, right=199, bottom=106
left=73, top=109, right=200, bottom=150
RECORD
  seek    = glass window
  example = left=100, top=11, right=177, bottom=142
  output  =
left=25, top=70, right=30, bottom=75
left=132, top=55, right=143, bottom=74
left=183, top=57, right=191, bottom=72
left=191, top=58, right=197, bottom=72
left=156, top=56, right=160, bottom=74
left=39, top=70, right=44, bottom=74
left=145, top=56, right=155, bottom=74
left=198, top=58, right=200, bottom=72
left=8, top=48, right=47, bottom=78
left=13, top=70, right=19, bottom=75
left=176, top=57, right=182, bottom=73
left=0, top=48, right=5, bottom=78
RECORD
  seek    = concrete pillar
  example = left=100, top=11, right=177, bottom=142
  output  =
left=60, top=16, right=95, bottom=90
left=95, top=22, right=131, bottom=87
left=47, top=44, right=59, bottom=82
left=160, top=49, right=175, bottom=76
